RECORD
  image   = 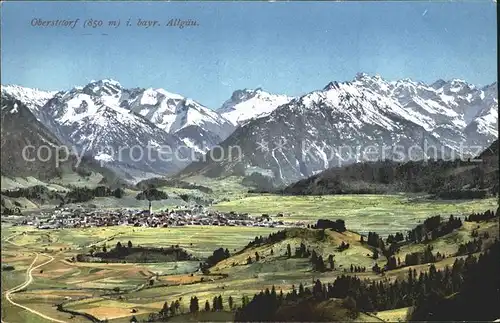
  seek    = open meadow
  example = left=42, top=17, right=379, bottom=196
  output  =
left=213, top=194, right=498, bottom=235
left=1, top=192, right=498, bottom=322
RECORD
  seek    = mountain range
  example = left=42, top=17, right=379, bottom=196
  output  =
left=1, top=74, right=497, bottom=184
left=180, top=74, right=498, bottom=183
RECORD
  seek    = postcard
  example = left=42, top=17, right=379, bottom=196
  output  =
left=1, top=1, right=498, bottom=322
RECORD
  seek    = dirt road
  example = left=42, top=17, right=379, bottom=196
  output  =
left=2, top=234, right=68, bottom=323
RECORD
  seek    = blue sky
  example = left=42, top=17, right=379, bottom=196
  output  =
left=1, top=1, right=497, bottom=108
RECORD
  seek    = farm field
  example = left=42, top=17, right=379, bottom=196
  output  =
left=213, top=194, right=498, bottom=235
left=1, top=224, right=278, bottom=322
left=0, top=174, right=255, bottom=212
left=1, top=196, right=498, bottom=323
left=5, top=225, right=277, bottom=258
left=374, top=307, right=411, bottom=322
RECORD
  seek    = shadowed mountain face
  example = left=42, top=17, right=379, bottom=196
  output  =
left=31, top=81, right=195, bottom=180
left=1, top=94, right=76, bottom=179
left=281, top=141, right=499, bottom=196
left=218, top=88, right=292, bottom=126
left=2, top=81, right=235, bottom=182
left=477, top=139, right=499, bottom=160
left=1, top=92, right=125, bottom=186
left=282, top=159, right=498, bottom=197
left=179, top=75, right=497, bottom=184
left=2, top=74, right=497, bottom=184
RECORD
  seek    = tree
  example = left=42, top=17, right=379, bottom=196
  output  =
left=298, top=283, right=305, bottom=296
left=328, top=254, right=335, bottom=270
left=228, top=296, right=234, bottom=310
left=255, top=252, right=260, bottom=262
left=242, top=295, right=249, bottom=307
left=291, top=284, right=298, bottom=299
left=207, top=248, right=231, bottom=267
left=217, top=295, right=223, bottom=311
left=205, top=300, right=210, bottom=312
left=311, top=250, right=318, bottom=263
left=313, top=279, right=323, bottom=298
left=247, top=256, right=252, bottom=264
left=190, top=296, right=199, bottom=313
left=287, top=244, right=292, bottom=258
left=160, top=301, right=169, bottom=318
left=128, top=240, right=133, bottom=249
left=113, top=188, right=124, bottom=198
left=386, top=256, right=397, bottom=270
left=102, top=245, right=107, bottom=253
left=212, top=296, right=218, bottom=311
left=317, top=255, right=326, bottom=272
left=169, top=301, right=176, bottom=316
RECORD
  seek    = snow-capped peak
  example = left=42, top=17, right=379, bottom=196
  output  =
left=351, top=73, right=394, bottom=95
left=445, top=79, right=476, bottom=93
left=225, top=88, right=265, bottom=105
left=280, top=73, right=497, bottom=152
left=323, top=81, right=340, bottom=91
left=219, top=88, right=293, bottom=126
left=88, top=78, right=121, bottom=87
left=430, top=79, right=447, bottom=89
left=354, top=72, right=370, bottom=80
left=1, top=84, right=57, bottom=113
left=124, top=87, right=233, bottom=141
left=153, top=88, right=184, bottom=100
left=82, top=79, right=123, bottom=97
left=101, top=79, right=121, bottom=86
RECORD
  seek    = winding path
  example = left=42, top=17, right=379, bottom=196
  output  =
left=2, top=231, right=125, bottom=323
left=2, top=234, right=68, bottom=323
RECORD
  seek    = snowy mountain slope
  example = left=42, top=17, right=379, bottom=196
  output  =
left=1, top=92, right=65, bottom=179
left=175, top=125, right=225, bottom=156
left=352, top=73, right=497, bottom=151
left=124, top=90, right=235, bottom=147
left=1, top=85, right=56, bottom=113
left=2, top=75, right=496, bottom=183
left=0, top=91, right=123, bottom=183
left=180, top=75, right=497, bottom=183
left=181, top=80, right=453, bottom=183
left=218, top=88, right=292, bottom=126
left=464, top=83, right=498, bottom=146
left=2, top=80, right=238, bottom=180
left=31, top=80, right=194, bottom=178
left=468, top=105, right=498, bottom=136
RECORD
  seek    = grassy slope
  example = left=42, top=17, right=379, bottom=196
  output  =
left=63, top=218, right=498, bottom=321
left=1, top=174, right=251, bottom=212
left=2, top=211, right=498, bottom=322
left=211, top=228, right=384, bottom=273
left=395, top=219, right=499, bottom=260
left=373, top=307, right=411, bottom=322
left=212, top=194, right=497, bottom=235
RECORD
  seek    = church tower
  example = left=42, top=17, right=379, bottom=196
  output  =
left=148, top=200, right=152, bottom=216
